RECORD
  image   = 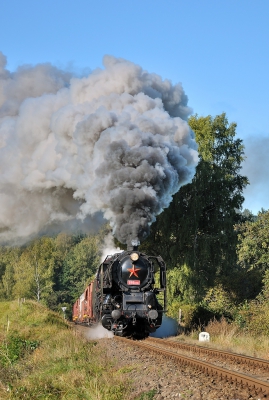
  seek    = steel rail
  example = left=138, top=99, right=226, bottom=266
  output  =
left=147, top=337, right=269, bottom=370
left=114, top=336, right=269, bottom=396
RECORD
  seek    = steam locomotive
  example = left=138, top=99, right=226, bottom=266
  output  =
left=72, top=246, right=166, bottom=339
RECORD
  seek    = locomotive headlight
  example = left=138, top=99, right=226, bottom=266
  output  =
left=130, top=252, right=139, bottom=261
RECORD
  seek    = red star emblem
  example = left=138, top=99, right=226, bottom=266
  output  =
left=127, top=264, right=140, bottom=278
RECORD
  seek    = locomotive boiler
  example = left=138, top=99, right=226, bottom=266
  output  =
left=72, top=246, right=166, bottom=339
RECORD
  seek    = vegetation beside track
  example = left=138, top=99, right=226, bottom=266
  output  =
left=0, top=300, right=131, bottom=400
left=178, top=317, right=269, bottom=361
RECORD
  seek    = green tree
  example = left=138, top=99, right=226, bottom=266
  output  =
left=142, top=113, right=248, bottom=302
left=13, top=237, right=56, bottom=303
left=61, top=235, right=100, bottom=302
left=0, top=247, right=20, bottom=300
left=202, top=284, right=235, bottom=318
left=236, top=210, right=269, bottom=272
left=49, top=233, right=78, bottom=306
left=235, top=269, right=269, bottom=336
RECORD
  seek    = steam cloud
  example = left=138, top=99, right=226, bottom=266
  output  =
left=0, top=52, right=198, bottom=245
left=84, top=323, right=114, bottom=340
left=100, top=233, right=123, bottom=262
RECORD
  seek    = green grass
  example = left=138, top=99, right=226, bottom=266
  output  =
left=135, top=389, right=157, bottom=400
left=0, top=301, right=131, bottom=399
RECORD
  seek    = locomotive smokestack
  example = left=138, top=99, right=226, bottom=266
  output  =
left=127, top=239, right=140, bottom=251
left=0, top=52, right=198, bottom=245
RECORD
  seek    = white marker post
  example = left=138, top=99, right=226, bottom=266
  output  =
left=61, top=307, right=67, bottom=320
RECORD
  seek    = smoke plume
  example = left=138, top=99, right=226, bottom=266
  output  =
left=0, top=52, right=198, bottom=245
left=85, top=323, right=114, bottom=340
left=100, top=233, right=123, bottom=262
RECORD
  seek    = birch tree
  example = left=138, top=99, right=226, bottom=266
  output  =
left=13, top=237, right=56, bottom=302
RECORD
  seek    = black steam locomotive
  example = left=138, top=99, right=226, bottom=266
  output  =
left=73, top=247, right=166, bottom=339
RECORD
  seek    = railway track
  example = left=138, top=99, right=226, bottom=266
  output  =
left=149, top=337, right=269, bottom=372
left=114, top=335, right=269, bottom=398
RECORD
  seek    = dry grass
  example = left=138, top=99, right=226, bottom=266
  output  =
left=179, top=317, right=269, bottom=359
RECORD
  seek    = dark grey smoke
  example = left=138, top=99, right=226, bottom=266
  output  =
left=0, top=53, right=198, bottom=245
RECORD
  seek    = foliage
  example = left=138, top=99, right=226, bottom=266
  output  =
left=201, top=285, right=235, bottom=319
left=167, top=302, right=197, bottom=329
left=61, top=235, right=101, bottom=303
left=0, top=228, right=110, bottom=309
left=260, top=268, right=269, bottom=300
left=12, top=237, right=56, bottom=303
left=142, top=113, right=248, bottom=303
left=220, top=266, right=263, bottom=304
left=0, top=334, right=39, bottom=366
left=136, top=389, right=157, bottom=400
left=231, top=269, right=269, bottom=336
left=236, top=209, right=269, bottom=272
left=166, top=265, right=197, bottom=304
left=0, top=247, right=20, bottom=300
left=235, top=300, right=269, bottom=336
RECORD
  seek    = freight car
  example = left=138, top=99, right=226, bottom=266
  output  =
left=72, top=245, right=166, bottom=339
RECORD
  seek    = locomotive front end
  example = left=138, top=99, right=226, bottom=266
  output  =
left=99, top=249, right=166, bottom=338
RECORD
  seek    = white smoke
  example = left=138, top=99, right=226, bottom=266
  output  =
left=85, top=323, right=114, bottom=340
left=0, top=52, right=198, bottom=245
left=100, top=233, right=123, bottom=262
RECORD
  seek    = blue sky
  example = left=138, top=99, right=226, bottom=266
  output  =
left=1, top=0, right=268, bottom=214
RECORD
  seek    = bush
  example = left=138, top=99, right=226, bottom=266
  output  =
left=167, top=301, right=198, bottom=329
left=201, top=285, right=235, bottom=320
left=236, top=300, right=269, bottom=336
left=205, top=317, right=238, bottom=338
left=0, top=334, right=39, bottom=366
